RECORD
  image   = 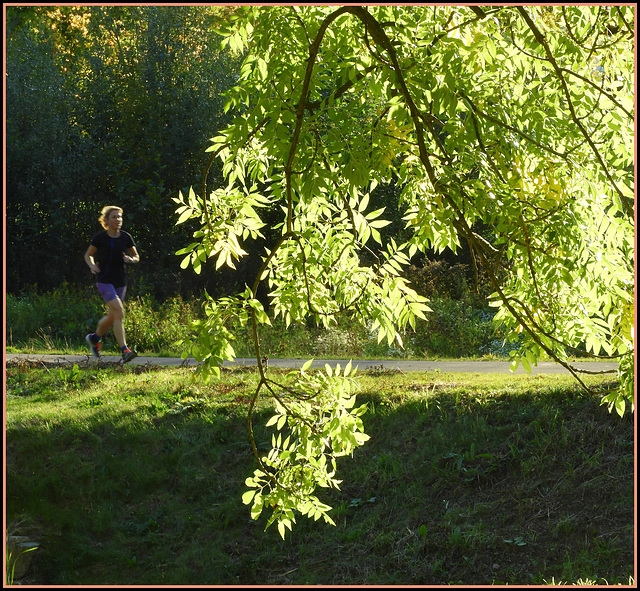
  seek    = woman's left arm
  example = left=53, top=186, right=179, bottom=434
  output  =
left=124, top=246, right=140, bottom=264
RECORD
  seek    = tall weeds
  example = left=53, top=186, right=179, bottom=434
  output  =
left=6, top=285, right=505, bottom=358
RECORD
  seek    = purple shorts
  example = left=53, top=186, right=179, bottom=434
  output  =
left=97, top=283, right=127, bottom=304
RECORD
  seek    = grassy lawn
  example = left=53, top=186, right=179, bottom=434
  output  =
left=5, top=358, right=635, bottom=585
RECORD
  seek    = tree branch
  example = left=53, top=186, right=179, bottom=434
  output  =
left=559, top=66, right=633, bottom=120
left=616, top=6, right=634, bottom=37
left=286, top=6, right=353, bottom=232
left=459, top=90, right=569, bottom=159
left=516, top=6, right=633, bottom=219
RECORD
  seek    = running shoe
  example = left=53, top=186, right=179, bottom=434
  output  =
left=121, top=347, right=138, bottom=364
left=86, top=333, right=101, bottom=358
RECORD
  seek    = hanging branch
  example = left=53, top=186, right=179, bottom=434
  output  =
left=341, top=5, right=614, bottom=388
left=516, top=6, right=633, bottom=220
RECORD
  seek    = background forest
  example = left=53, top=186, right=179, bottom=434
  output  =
left=7, top=6, right=244, bottom=299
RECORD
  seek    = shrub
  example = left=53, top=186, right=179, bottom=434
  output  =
left=6, top=285, right=204, bottom=354
left=124, top=295, right=202, bottom=353
left=7, top=285, right=511, bottom=359
left=230, top=315, right=367, bottom=359
left=404, top=259, right=471, bottom=300
left=408, top=296, right=498, bottom=358
left=6, top=283, right=103, bottom=347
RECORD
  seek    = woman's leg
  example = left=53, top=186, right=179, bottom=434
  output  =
left=105, top=297, right=126, bottom=349
left=96, top=311, right=115, bottom=337
left=94, top=284, right=128, bottom=348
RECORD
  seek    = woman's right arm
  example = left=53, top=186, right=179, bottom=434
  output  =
left=84, top=245, right=100, bottom=275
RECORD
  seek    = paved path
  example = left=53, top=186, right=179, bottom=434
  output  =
left=5, top=353, right=618, bottom=375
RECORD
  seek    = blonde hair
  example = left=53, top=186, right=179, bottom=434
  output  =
left=99, top=205, right=123, bottom=229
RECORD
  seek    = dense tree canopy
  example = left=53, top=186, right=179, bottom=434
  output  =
left=174, top=6, right=635, bottom=536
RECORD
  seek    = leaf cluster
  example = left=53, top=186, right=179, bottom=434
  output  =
left=175, top=5, right=634, bottom=535
left=244, top=360, right=369, bottom=538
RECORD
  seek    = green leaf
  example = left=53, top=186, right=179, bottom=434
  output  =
left=525, top=349, right=537, bottom=368
left=242, top=489, right=257, bottom=505
left=251, top=501, right=263, bottom=520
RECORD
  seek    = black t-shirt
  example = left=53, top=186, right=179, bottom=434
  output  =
left=90, top=230, right=136, bottom=287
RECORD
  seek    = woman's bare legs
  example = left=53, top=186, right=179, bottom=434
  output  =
left=96, top=297, right=127, bottom=349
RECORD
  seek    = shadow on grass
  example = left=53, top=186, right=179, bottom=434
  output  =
left=5, top=366, right=635, bottom=586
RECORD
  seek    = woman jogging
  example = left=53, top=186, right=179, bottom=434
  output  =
left=84, top=205, right=140, bottom=363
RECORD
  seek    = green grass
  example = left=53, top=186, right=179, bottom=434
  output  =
left=5, top=359, right=634, bottom=585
